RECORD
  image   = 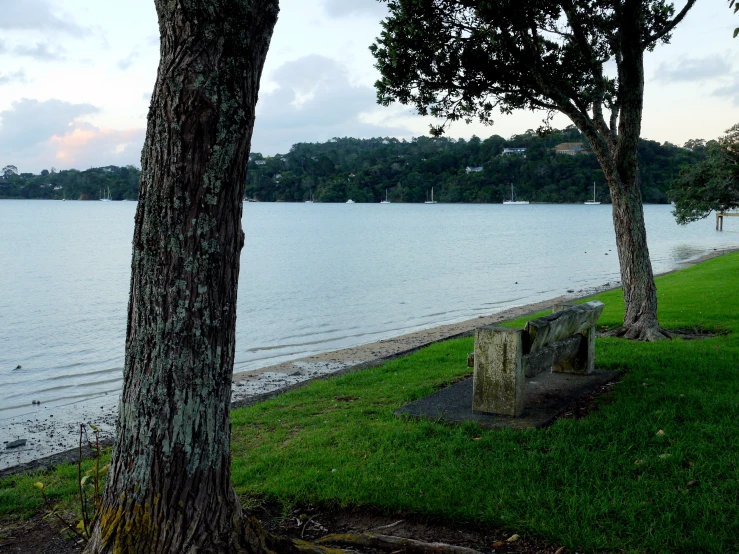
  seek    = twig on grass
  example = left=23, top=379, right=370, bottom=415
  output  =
left=373, top=519, right=405, bottom=531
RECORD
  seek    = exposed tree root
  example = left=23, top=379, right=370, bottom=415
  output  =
left=316, top=532, right=483, bottom=554
left=238, top=516, right=350, bottom=554
left=602, top=325, right=672, bottom=341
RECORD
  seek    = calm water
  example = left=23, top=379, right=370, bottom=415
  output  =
left=1, top=200, right=737, bottom=421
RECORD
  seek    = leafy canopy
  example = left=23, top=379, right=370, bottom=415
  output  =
left=671, top=124, right=739, bottom=224
left=371, top=0, right=695, bottom=146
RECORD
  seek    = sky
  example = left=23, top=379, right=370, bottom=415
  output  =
left=0, top=0, right=738, bottom=173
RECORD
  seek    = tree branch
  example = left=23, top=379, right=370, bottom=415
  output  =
left=644, top=0, right=697, bottom=44
left=560, top=0, right=613, bottom=147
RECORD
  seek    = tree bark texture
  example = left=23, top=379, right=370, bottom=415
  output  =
left=569, top=0, right=667, bottom=341
left=85, top=1, right=280, bottom=552
left=604, top=0, right=667, bottom=340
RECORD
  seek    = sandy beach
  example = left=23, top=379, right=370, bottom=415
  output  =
left=1, top=246, right=734, bottom=475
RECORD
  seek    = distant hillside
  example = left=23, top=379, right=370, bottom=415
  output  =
left=0, top=165, right=140, bottom=201
left=246, top=126, right=704, bottom=204
left=0, top=127, right=704, bottom=203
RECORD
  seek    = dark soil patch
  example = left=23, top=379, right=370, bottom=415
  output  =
left=666, top=327, right=729, bottom=340
left=253, top=500, right=564, bottom=553
left=0, top=514, right=82, bottom=553
left=1, top=502, right=565, bottom=554
left=555, top=372, right=624, bottom=422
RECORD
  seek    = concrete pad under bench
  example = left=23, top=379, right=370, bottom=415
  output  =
left=395, top=369, right=619, bottom=430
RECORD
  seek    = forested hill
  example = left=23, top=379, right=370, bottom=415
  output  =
left=247, top=127, right=703, bottom=204
left=0, top=165, right=140, bottom=200
left=0, top=127, right=703, bottom=203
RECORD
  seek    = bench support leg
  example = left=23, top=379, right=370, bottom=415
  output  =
left=473, top=327, right=524, bottom=417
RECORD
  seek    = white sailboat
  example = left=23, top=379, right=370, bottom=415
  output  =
left=346, top=199, right=355, bottom=204
left=380, top=189, right=390, bottom=204
left=584, top=182, right=601, bottom=205
left=305, top=189, right=314, bottom=203
left=424, top=187, right=437, bottom=204
left=503, top=184, right=528, bottom=205
left=100, top=187, right=112, bottom=202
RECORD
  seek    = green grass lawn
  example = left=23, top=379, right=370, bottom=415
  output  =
left=3, top=253, right=739, bottom=553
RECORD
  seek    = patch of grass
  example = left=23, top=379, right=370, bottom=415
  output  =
left=0, top=452, right=110, bottom=521
left=2, top=253, right=738, bottom=552
left=229, top=253, right=739, bottom=553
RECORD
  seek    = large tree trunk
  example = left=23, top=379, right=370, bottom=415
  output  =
left=605, top=0, right=669, bottom=341
left=84, top=1, right=282, bottom=552
left=576, top=0, right=669, bottom=341
left=606, top=170, right=668, bottom=340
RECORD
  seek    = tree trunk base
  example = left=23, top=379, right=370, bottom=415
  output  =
left=602, top=325, right=672, bottom=341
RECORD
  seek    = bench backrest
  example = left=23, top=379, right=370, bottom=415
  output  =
left=524, top=301, right=604, bottom=354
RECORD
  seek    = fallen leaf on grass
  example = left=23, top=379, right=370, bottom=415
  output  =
left=554, top=547, right=566, bottom=554
left=507, top=534, right=520, bottom=543
left=656, top=429, right=665, bottom=436
left=492, top=541, right=507, bottom=548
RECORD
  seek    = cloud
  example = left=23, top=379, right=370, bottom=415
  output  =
left=0, top=69, right=29, bottom=86
left=117, top=50, right=140, bottom=71
left=251, top=55, right=412, bottom=155
left=0, top=99, right=98, bottom=153
left=12, top=42, right=66, bottom=61
left=322, top=0, right=387, bottom=18
left=48, top=123, right=145, bottom=169
left=654, top=55, right=732, bottom=83
left=0, top=98, right=144, bottom=173
left=0, top=0, right=89, bottom=35
left=712, top=77, right=739, bottom=106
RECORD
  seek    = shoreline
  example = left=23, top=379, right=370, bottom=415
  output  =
left=2, top=247, right=736, bottom=476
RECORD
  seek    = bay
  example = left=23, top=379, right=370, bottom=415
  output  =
left=1, top=200, right=737, bottom=423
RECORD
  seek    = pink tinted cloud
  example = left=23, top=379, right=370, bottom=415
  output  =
left=47, top=122, right=145, bottom=167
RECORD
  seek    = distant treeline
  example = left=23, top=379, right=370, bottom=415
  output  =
left=247, top=127, right=706, bottom=204
left=0, top=165, right=141, bottom=201
left=0, top=126, right=706, bottom=203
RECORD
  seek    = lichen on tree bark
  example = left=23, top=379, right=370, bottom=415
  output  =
left=84, top=1, right=284, bottom=552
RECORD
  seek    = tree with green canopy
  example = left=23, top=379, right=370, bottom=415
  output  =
left=671, top=124, right=739, bottom=225
left=371, top=0, right=696, bottom=340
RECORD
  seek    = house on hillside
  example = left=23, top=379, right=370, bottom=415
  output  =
left=465, top=166, right=483, bottom=173
left=553, top=142, right=588, bottom=155
left=254, top=160, right=266, bottom=166
left=502, top=147, right=526, bottom=156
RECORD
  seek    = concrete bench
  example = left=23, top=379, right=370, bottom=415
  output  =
left=471, top=301, right=605, bottom=417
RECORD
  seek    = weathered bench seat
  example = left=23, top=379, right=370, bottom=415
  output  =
left=472, top=301, right=605, bottom=417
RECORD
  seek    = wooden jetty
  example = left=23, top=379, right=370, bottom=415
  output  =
left=716, top=212, right=739, bottom=231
